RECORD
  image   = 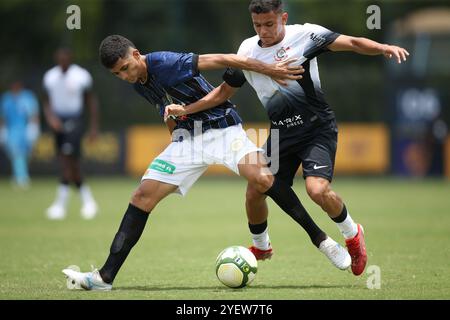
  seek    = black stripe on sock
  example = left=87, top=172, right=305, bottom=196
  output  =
left=248, top=221, right=268, bottom=235
left=331, top=204, right=348, bottom=223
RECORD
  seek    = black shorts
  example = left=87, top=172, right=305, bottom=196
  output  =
left=265, top=120, right=338, bottom=186
left=54, top=117, right=84, bottom=157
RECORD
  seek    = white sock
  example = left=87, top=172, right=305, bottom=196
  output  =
left=251, top=227, right=271, bottom=251
left=80, top=184, right=95, bottom=205
left=336, top=211, right=358, bottom=239
left=55, top=184, right=69, bottom=207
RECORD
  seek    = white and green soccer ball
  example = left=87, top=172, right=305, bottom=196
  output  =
left=215, top=246, right=258, bottom=288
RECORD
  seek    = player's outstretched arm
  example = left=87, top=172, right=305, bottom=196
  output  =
left=164, top=82, right=236, bottom=122
left=197, top=54, right=303, bottom=81
left=327, top=35, right=410, bottom=63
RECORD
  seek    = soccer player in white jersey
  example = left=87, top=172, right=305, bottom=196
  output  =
left=62, top=35, right=352, bottom=291
left=43, top=48, right=99, bottom=220
left=165, top=0, right=409, bottom=276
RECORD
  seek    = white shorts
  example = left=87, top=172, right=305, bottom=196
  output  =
left=141, top=124, right=262, bottom=195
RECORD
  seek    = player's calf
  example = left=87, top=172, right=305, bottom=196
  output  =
left=99, top=203, right=150, bottom=284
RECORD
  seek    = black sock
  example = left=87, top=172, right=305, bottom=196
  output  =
left=99, top=203, right=149, bottom=284
left=264, top=177, right=327, bottom=248
left=74, top=180, right=83, bottom=189
left=248, top=220, right=268, bottom=234
left=60, top=179, right=69, bottom=186
left=331, top=204, right=347, bottom=223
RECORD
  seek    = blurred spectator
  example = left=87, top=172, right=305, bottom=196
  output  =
left=0, top=80, right=40, bottom=189
left=43, top=48, right=99, bottom=220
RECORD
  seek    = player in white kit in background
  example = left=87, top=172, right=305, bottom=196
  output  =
left=43, top=48, right=99, bottom=220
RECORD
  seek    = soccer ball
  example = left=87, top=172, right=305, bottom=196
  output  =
left=215, top=246, right=258, bottom=288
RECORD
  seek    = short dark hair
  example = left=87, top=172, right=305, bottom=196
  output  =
left=248, top=0, right=283, bottom=14
left=99, top=35, right=136, bottom=69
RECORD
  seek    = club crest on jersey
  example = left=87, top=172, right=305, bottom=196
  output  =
left=274, top=46, right=290, bottom=61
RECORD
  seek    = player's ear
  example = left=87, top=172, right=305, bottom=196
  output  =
left=281, top=12, right=288, bottom=25
left=131, top=48, right=141, bottom=60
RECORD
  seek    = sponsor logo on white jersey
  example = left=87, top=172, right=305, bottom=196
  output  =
left=271, top=114, right=304, bottom=128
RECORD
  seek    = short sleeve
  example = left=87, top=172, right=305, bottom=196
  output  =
left=237, top=39, right=252, bottom=57
left=148, top=52, right=199, bottom=87
left=83, top=70, right=93, bottom=91
left=43, top=71, right=51, bottom=92
left=301, top=23, right=340, bottom=59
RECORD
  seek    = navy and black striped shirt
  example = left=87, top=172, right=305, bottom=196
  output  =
left=133, top=52, right=242, bottom=135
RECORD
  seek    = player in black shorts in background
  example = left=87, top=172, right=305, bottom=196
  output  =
left=43, top=48, right=99, bottom=220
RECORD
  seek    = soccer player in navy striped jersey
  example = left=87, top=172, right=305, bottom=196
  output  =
left=166, top=0, right=409, bottom=276
left=62, top=34, right=351, bottom=290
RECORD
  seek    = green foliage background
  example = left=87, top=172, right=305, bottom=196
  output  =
left=0, top=0, right=448, bottom=128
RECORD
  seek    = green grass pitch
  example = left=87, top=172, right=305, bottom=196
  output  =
left=0, top=176, right=449, bottom=299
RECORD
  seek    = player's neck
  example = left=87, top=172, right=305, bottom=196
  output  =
left=139, top=55, right=148, bottom=84
left=60, top=64, right=71, bottom=73
left=261, top=29, right=286, bottom=48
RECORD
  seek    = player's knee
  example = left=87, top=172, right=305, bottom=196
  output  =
left=246, top=185, right=259, bottom=203
left=306, top=183, right=328, bottom=204
left=130, top=187, right=156, bottom=212
left=249, top=173, right=273, bottom=193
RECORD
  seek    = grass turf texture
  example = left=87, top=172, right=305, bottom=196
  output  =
left=0, top=177, right=449, bottom=299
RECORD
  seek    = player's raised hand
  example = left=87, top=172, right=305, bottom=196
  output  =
left=164, top=104, right=186, bottom=122
left=383, top=45, right=410, bottom=64
left=269, top=58, right=304, bottom=86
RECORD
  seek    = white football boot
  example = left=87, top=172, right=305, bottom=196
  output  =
left=62, top=267, right=112, bottom=291
left=79, top=185, right=98, bottom=220
left=46, top=204, right=66, bottom=220
left=319, top=237, right=352, bottom=270
left=81, top=200, right=98, bottom=220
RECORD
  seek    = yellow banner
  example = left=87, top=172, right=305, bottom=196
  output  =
left=335, top=123, right=389, bottom=174
left=32, top=132, right=121, bottom=164
left=126, top=123, right=389, bottom=177
left=126, top=126, right=172, bottom=176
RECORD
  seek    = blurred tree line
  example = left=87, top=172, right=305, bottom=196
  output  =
left=0, top=0, right=447, bottom=130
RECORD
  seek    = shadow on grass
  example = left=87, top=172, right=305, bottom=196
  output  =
left=116, top=284, right=356, bottom=292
